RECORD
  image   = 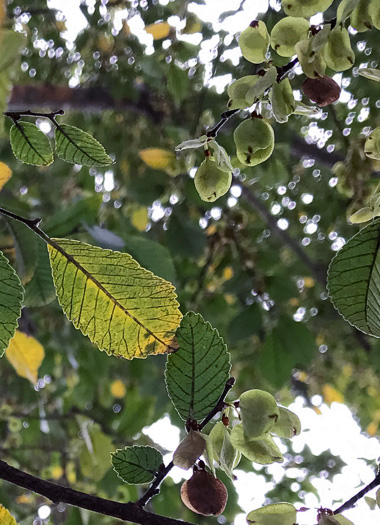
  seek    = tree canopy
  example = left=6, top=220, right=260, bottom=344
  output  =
left=1, top=0, right=380, bottom=524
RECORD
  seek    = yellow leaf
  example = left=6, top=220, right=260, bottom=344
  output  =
left=139, top=148, right=176, bottom=171
left=15, top=494, right=32, bottom=505
left=48, top=238, right=181, bottom=359
left=131, top=207, right=148, bottom=232
left=303, top=277, right=315, bottom=288
left=111, top=379, right=126, bottom=398
left=51, top=466, right=64, bottom=480
left=5, top=331, right=45, bottom=384
left=322, top=384, right=344, bottom=404
left=224, top=293, right=236, bottom=305
left=366, top=421, right=378, bottom=437
left=145, top=22, right=171, bottom=40
left=0, top=504, right=18, bottom=525
left=223, top=266, right=234, bottom=281
left=0, top=162, right=12, bottom=191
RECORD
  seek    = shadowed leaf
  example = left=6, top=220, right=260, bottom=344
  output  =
left=112, top=446, right=163, bottom=484
left=10, top=122, right=53, bottom=166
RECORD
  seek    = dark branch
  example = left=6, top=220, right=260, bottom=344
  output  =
left=137, top=377, right=236, bottom=507
left=4, top=109, right=64, bottom=122
left=206, top=109, right=239, bottom=138
left=276, top=57, right=299, bottom=82
left=0, top=460, right=194, bottom=525
left=334, top=470, right=380, bottom=515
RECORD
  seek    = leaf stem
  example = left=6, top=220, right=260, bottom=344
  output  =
left=137, top=377, right=235, bottom=507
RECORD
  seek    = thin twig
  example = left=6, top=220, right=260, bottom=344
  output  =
left=4, top=109, right=64, bottom=121
left=334, top=470, right=380, bottom=514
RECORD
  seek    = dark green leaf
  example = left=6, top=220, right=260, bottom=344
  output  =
left=24, top=242, right=56, bottom=307
left=0, top=218, right=37, bottom=285
left=111, top=446, right=163, bottom=484
left=0, top=251, right=24, bottom=357
left=44, top=195, right=102, bottom=237
left=167, top=63, right=189, bottom=106
left=228, top=303, right=262, bottom=344
left=165, top=311, right=231, bottom=421
left=10, top=122, right=53, bottom=166
left=328, top=219, right=380, bottom=337
left=54, top=124, right=113, bottom=167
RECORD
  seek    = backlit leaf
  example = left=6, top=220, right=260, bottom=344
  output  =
left=0, top=162, right=11, bottom=191
left=47, top=238, right=181, bottom=359
left=79, top=424, right=114, bottom=481
left=358, top=68, right=380, bottom=82
left=165, top=311, right=231, bottom=421
left=1, top=218, right=37, bottom=284
left=145, top=21, right=171, bottom=40
left=328, top=219, right=380, bottom=337
left=23, top=241, right=56, bottom=307
left=5, top=330, right=45, bottom=383
left=131, top=206, right=149, bottom=232
left=0, top=251, right=24, bottom=357
left=54, top=124, right=113, bottom=167
left=138, top=148, right=176, bottom=171
left=112, top=446, right=163, bottom=484
left=246, top=502, right=296, bottom=525
left=0, top=504, right=18, bottom=525
left=230, top=424, right=283, bottom=465
left=10, top=122, right=53, bottom=166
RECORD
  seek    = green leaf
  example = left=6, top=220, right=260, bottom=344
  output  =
left=167, top=63, right=189, bottom=106
left=259, top=316, right=315, bottom=387
left=246, top=502, right=297, bottom=525
left=230, top=424, right=283, bottom=464
left=165, top=311, right=231, bottom=421
left=44, top=195, right=102, bottom=237
left=54, top=124, right=113, bottom=167
left=10, top=122, right=54, bottom=166
left=111, top=446, right=163, bottom=484
left=228, top=303, right=262, bottom=344
left=209, top=422, right=240, bottom=479
left=79, top=424, right=114, bottom=482
left=0, top=251, right=24, bottom=357
left=24, top=242, right=56, bottom=307
left=0, top=31, right=26, bottom=71
left=47, top=238, right=182, bottom=359
left=0, top=218, right=37, bottom=284
left=328, top=219, right=380, bottom=337
left=358, top=68, right=380, bottom=82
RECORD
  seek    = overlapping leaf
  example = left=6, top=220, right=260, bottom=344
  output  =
left=5, top=330, right=45, bottom=383
left=112, top=446, right=163, bottom=484
left=165, top=311, right=231, bottom=421
left=0, top=251, right=24, bottom=357
left=10, top=122, right=53, bottom=166
left=54, top=124, right=113, bottom=167
left=1, top=218, right=37, bottom=284
left=47, top=238, right=181, bottom=359
left=328, top=219, right=380, bottom=337
left=24, top=242, right=56, bottom=307
left=246, top=503, right=296, bottom=525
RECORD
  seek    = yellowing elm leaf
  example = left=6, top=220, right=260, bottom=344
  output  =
left=48, top=238, right=181, bottom=359
left=131, top=207, right=148, bottom=232
left=322, top=384, right=344, bottom=404
left=0, top=162, right=11, bottom=191
left=139, top=148, right=176, bottom=171
left=5, top=330, right=45, bottom=383
left=0, top=504, right=18, bottom=525
left=145, top=22, right=171, bottom=40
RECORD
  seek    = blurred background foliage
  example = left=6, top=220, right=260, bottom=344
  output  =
left=1, top=0, right=380, bottom=523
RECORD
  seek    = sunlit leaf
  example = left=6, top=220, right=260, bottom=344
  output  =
left=112, top=446, right=163, bottom=484
left=358, top=68, right=380, bottom=82
left=5, top=330, right=45, bottom=383
left=0, top=251, right=24, bottom=358
left=110, top=379, right=126, bottom=398
left=165, top=311, right=231, bottom=421
left=0, top=162, right=11, bottom=191
left=0, top=504, right=18, bottom=525
left=10, top=122, right=53, bottom=166
left=54, top=124, right=113, bottom=167
left=48, top=238, right=182, bottom=359
left=131, top=206, right=149, bottom=232
left=138, top=148, right=176, bottom=171
left=322, top=384, right=344, bottom=404
left=145, top=21, right=171, bottom=40
left=328, top=219, right=380, bottom=337
left=246, top=502, right=296, bottom=525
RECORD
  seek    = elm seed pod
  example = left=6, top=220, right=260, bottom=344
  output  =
left=233, top=118, right=274, bottom=167
left=364, top=127, right=380, bottom=161
left=180, top=469, right=228, bottom=516
left=282, top=0, right=334, bottom=18
left=270, top=17, right=309, bottom=57
left=323, top=26, right=355, bottom=72
left=194, top=158, right=232, bottom=202
left=239, top=21, right=270, bottom=64
left=302, top=75, right=341, bottom=106
left=173, top=430, right=206, bottom=470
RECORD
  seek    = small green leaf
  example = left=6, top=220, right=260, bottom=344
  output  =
left=54, top=124, right=113, bottom=167
left=230, top=424, right=283, bottom=464
left=246, top=502, right=296, bottom=525
left=0, top=251, right=24, bottom=357
left=328, top=219, right=380, bottom=337
left=358, top=68, right=380, bottom=82
left=165, top=311, right=231, bottom=421
left=10, top=122, right=53, bottom=166
left=111, top=446, right=163, bottom=484
left=24, top=242, right=56, bottom=307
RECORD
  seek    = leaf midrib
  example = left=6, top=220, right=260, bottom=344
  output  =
left=363, top=223, right=380, bottom=333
